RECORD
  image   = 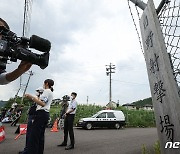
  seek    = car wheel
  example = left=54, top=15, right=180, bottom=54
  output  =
left=115, top=123, right=120, bottom=129
left=86, top=122, right=92, bottom=130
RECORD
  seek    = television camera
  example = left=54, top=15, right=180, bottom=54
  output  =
left=0, top=26, right=51, bottom=70
left=62, top=95, right=70, bottom=102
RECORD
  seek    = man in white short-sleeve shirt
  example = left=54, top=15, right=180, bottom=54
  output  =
left=57, top=92, right=77, bottom=150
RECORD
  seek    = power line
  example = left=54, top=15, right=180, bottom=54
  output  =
left=112, top=79, right=148, bottom=86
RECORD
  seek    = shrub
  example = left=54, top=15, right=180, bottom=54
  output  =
left=9, top=102, right=155, bottom=128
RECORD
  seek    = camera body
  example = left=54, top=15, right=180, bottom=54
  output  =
left=0, top=26, right=51, bottom=70
left=62, top=95, right=70, bottom=102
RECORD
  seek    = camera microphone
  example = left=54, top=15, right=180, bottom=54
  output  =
left=29, top=35, right=51, bottom=52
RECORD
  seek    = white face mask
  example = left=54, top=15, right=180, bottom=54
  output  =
left=35, top=92, right=40, bottom=97
left=70, top=96, right=73, bottom=100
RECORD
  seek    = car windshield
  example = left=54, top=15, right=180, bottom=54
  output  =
left=91, top=112, right=101, bottom=118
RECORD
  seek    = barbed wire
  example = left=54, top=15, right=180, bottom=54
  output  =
left=127, top=0, right=144, bottom=55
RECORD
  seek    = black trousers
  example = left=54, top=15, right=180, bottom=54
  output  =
left=63, top=114, right=75, bottom=145
left=22, top=115, right=35, bottom=154
left=11, top=116, right=20, bottom=126
left=27, top=110, right=49, bottom=154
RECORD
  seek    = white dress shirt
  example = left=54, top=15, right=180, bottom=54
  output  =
left=36, top=89, right=53, bottom=112
left=67, top=99, right=77, bottom=114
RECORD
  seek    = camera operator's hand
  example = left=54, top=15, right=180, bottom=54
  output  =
left=17, top=61, right=32, bottom=72
left=5, top=61, right=32, bottom=83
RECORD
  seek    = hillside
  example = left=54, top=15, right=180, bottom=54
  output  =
left=131, top=97, right=152, bottom=107
left=0, top=100, right=7, bottom=108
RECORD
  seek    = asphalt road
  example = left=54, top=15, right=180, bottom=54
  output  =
left=0, top=124, right=158, bottom=154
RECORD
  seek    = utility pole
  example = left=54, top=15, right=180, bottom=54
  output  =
left=87, top=96, right=89, bottom=105
left=23, top=0, right=33, bottom=37
left=117, top=100, right=119, bottom=107
left=106, top=63, right=115, bottom=103
left=15, top=0, right=33, bottom=99
left=21, top=70, right=33, bottom=104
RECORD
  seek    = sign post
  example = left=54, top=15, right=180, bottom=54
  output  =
left=140, top=0, right=180, bottom=153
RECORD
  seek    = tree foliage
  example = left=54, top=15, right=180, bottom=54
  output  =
left=131, top=97, right=152, bottom=107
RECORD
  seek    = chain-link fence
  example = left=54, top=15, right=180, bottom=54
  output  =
left=158, top=0, right=180, bottom=87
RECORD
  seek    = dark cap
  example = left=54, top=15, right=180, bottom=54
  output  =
left=0, top=18, right=10, bottom=30
left=71, top=92, right=77, bottom=97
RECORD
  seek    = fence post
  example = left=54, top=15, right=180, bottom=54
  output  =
left=139, top=0, right=180, bottom=153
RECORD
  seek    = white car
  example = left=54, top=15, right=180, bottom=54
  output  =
left=77, top=110, right=126, bottom=130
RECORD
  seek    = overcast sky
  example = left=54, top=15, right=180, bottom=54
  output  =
left=0, top=0, right=161, bottom=106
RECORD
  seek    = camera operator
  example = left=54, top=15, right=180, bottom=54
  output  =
left=59, top=95, right=69, bottom=129
left=0, top=18, right=32, bottom=85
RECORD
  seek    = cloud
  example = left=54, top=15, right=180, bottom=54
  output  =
left=0, top=0, right=152, bottom=106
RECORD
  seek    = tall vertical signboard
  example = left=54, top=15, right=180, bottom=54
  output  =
left=140, top=0, right=180, bottom=153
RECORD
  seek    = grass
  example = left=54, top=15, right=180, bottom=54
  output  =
left=16, top=104, right=156, bottom=128
left=141, top=141, right=161, bottom=154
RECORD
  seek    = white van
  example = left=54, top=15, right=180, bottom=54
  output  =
left=77, top=110, right=126, bottom=130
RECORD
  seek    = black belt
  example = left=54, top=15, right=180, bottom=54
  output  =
left=37, top=110, right=49, bottom=113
